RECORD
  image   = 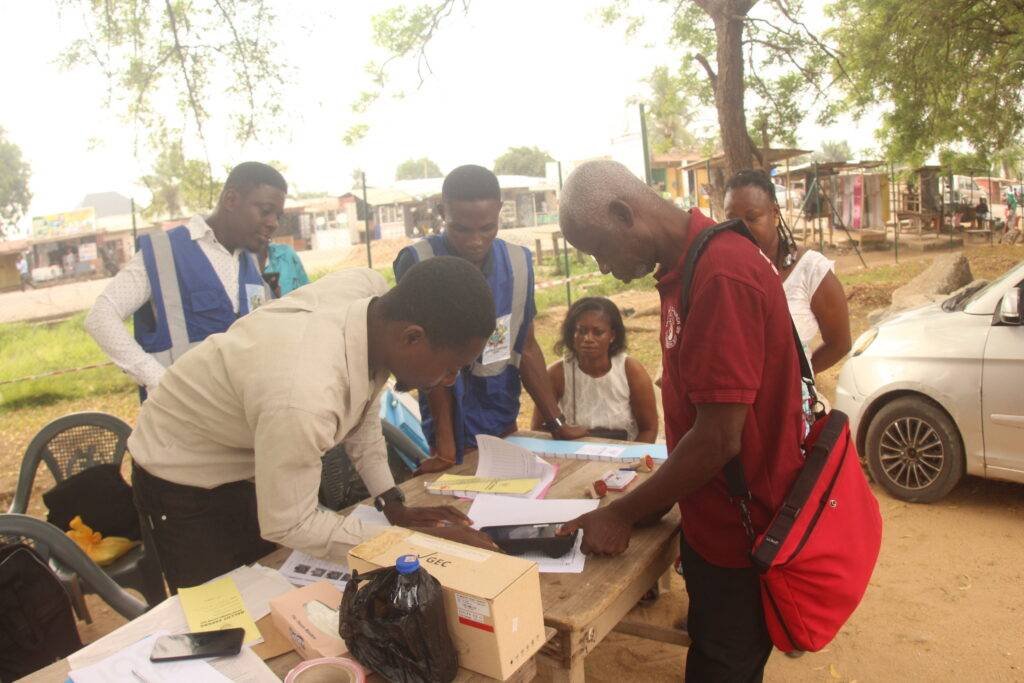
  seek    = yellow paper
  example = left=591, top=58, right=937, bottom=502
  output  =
left=178, top=577, right=261, bottom=644
left=427, top=474, right=541, bottom=495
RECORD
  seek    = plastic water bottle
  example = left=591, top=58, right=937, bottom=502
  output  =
left=393, top=554, right=422, bottom=612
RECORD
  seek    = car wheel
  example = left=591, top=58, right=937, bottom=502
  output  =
left=865, top=396, right=965, bottom=503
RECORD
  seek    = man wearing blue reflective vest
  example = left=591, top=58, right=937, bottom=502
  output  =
left=393, top=165, right=586, bottom=472
left=86, top=162, right=284, bottom=398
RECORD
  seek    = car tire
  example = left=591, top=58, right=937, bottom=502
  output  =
left=865, top=396, right=965, bottom=503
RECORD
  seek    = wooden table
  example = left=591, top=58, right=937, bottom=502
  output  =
left=23, top=544, right=544, bottom=683
left=23, top=431, right=680, bottom=683
left=401, top=431, right=682, bottom=683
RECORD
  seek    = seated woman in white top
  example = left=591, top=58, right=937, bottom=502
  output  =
left=724, top=170, right=852, bottom=374
left=532, top=297, right=659, bottom=442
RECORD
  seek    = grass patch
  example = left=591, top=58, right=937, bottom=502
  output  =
left=0, top=314, right=135, bottom=409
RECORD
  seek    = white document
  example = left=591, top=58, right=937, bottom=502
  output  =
left=69, top=630, right=231, bottom=683
left=279, top=505, right=387, bottom=589
left=210, top=646, right=279, bottom=683
left=467, top=495, right=599, bottom=573
left=68, top=564, right=293, bottom=673
left=467, top=495, right=599, bottom=529
left=576, top=443, right=626, bottom=458
left=474, top=435, right=557, bottom=499
left=222, top=563, right=294, bottom=621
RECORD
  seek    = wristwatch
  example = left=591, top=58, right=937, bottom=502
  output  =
left=373, top=486, right=406, bottom=512
left=541, top=414, right=566, bottom=435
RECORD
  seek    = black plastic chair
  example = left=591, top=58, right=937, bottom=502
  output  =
left=8, top=412, right=167, bottom=621
left=319, top=422, right=428, bottom=512
left=0, top=514, right=147, bottom=620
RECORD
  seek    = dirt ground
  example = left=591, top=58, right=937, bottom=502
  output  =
left=6, top=243, right=1024, bottom=681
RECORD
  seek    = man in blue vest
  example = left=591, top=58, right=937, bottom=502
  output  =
left=393, top=165, right=586, bottom=472
left=86, top=162, right=284, bottom=397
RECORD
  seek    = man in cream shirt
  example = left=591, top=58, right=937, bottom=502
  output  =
left=130, top=257, right=499, bottom=591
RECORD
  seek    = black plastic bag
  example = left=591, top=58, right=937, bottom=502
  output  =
left=339, top=555, right=458, bottom=683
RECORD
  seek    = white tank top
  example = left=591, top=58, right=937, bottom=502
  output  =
left=783, top=250, right=835, bottom=365
left=559, top=353, right=639, bottom=441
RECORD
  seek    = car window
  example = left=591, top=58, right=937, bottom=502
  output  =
left=958, top=262, right=1024, bottom=311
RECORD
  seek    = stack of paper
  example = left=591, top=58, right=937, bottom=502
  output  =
left=179, top=577, right=261, bottom=644
left=426, top=435, right=556, bottom=499
left=68, top=564, right=291, bottom=681
left=426, top=474, right=541, bottom=496
left=467, top=495, right=599, bottom=573
left=505, top=435, right=668, bottom=462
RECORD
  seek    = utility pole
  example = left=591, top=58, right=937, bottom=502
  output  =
left=361, top=172, right=372, bottom=269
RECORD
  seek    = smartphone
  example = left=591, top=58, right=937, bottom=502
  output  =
left=481, top=523, right=578, bottom=558
left=150, top=628, right=245, bottom=662
left=262, top=271, right=280, bottom=292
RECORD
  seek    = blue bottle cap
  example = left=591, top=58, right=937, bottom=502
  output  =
left=396, top=554, right=420, bottom=574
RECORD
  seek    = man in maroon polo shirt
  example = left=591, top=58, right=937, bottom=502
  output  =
left=557, top=160, right=805, bottom=681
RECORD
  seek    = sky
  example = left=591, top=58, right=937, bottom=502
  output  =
left=0, top=0, right=870, bottom=236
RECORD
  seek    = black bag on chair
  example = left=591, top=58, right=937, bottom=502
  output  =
left=42, top=463, right=141, bottom=540
left=0, top=543, right=83, bottom=681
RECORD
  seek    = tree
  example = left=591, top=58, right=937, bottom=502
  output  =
left=58, top=0, right=286, bottom=174
left=813, top=139, right=853, bottom=163
left=359, top=1, right=843, bottom=187
left=493, top=146, right=553, bottom=177
left=634, top=66, right=702, bottom=154
left=141, top=140, right=223, bottom=219
left=0, top=129, right=31, bottom=238
left=395, top=158, right=443, bottom=180
left=830, top=0, right=1024, bottom=163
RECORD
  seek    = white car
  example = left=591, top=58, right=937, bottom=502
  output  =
left=835, top=260, right=1024, bottom=502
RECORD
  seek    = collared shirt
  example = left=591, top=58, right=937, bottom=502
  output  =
left=85, top=215, right=245, bottom=390
left=657, top=209, right=804, bottom=568
left=128, top=268, right=395, bottom=562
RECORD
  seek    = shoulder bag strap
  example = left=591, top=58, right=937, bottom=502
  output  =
left=678, top=217, right=819, bottom=542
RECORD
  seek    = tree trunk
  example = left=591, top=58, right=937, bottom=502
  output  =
left=711, top=7, right=758, bottom=178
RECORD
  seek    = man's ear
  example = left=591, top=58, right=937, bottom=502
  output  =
left=438, top=203, right=447, bottom=221
left=220, top=186, right=240, bottom=212
left=400, top=324, right=427, bottom=347
left=608, top=199, right=634, bottom=231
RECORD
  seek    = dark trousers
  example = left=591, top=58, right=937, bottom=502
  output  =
left=680, top=536, right=774, bottom=682
left=132, top=463, right=276, bottom=593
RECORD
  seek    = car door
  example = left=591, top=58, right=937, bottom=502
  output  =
left=981, top=287, right=1024, bottom=482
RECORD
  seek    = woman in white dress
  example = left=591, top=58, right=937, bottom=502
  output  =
left=532, top=297, right=659, bottom=443
left=724, top=170, right=852, bottom=374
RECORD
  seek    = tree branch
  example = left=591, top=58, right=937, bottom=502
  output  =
left=693, top=53, right=718, bottom=91
left=163, top=0, right=214, bottom=205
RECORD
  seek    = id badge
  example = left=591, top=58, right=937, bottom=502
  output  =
left=481, top=313, right=512, bottom=365
left=244, top=283, right=267, bottom=312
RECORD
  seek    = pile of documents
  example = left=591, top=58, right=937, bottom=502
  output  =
left=425, top=435, right=556, bottom=499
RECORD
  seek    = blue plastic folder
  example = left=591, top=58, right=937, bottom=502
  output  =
left=505, top=436, right=668, bottom=461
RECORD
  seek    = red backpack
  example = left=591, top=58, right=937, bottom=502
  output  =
left=681, top=219, right=883, bottom=653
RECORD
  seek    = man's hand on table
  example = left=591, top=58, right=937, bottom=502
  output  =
left=553, top=423, right=589, bottom=441
left=413, top=525, right=502, bottom=552
left=382, top=502, right=502, bottom=552
left=414, top=455, right=456, bottom=474
left=383, top=501, right=469, bottom=527
left=414, top=443, right=462, bottom=474
left=558, top=505, right=634, bottom=556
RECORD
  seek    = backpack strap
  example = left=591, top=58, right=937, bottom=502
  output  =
left=677, top=217, right=819, bottom=542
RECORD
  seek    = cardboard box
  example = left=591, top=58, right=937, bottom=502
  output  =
left=348, top=528, right=545, bottom=681
left=269, top=581, right=349, bottom=661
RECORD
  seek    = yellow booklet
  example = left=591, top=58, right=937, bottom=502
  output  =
left=178, top=576, right=261, bottom=644
left=426, top=474, right=541, bottom=496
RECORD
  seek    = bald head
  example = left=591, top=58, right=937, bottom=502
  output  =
left=560, top=160, right=661, bottom=238
left=557, top=160, right=669, bottom=283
